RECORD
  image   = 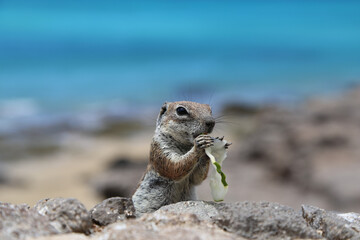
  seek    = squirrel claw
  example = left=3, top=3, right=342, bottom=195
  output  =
left=224, top=142, right=232, bottom=149
left=215, top=136, right=224, bottom=141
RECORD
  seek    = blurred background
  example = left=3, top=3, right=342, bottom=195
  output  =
left=1, top=0, right=360, bottom=212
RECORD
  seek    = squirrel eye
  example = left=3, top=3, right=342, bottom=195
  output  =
left=176, top=107, right=188, bottom=116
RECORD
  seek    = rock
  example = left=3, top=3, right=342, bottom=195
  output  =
left=28, top=233, right=88, bottom=240
left=93, top=178, right=132, bottom=199
left=158, top=201, right=322, bottom=239
left=106, top=157, right=145, bottom=169
left=6, top=198, right=360, bottom=240
left=0, top=171, right=7, bottom=184
left=33, top=211, right=240, bottom=240
left=0, top=202, right=59, bottom=240
left=33, top=198, right=92, bottom=234
left=239, top=110, right=313, bottom=189
left=158, top=200, right=219, bottom=221
left=215, top=201, right=322, bottom=239
left=90, top=197, right=136, bottom=226
left=337, top=212, right=360, bottom=228
left=0, top=163, right=13, bottom=185
left=221, top=102, right=263, bottom=116
left=302, top=205, right=360, bottom=240
left=118, top=211, right=239, bottom=240
left=91, top=158, right=146, bottom=199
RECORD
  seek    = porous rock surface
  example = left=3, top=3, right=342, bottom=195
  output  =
left=0, top=202, right=59, bottom=240
left=159, top=201, right=323, bottom=239
left=90, top=197, right=136, bottom=226
left=91, top=158, right=146, bottom=199
left=33, top=212, right=240, bottom=240
left=302, top=204, right=360, bottom=240
left=34, top=198, right=92, bottom=234
left=98, top=211, right=238, bottom=240
left=3, top=198, right=360, bottom=240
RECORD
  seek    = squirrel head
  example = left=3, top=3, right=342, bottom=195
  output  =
left=155, top=101, right=215, bottom=145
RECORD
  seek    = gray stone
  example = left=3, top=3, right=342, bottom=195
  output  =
left=90, top=197, right=136, bottom=226
left=158, top=200, right=219, bottom=221
left=0, top=165, right=8, bottom=184
left=34, top=211, right=241, bottom=240
left=0, top=202, right=59, bottom=240
left=91, top=158, right=146, bottom=199
left=302, top=204, right=360, bottom=240
left=337, top=212, right=360, bottom=229
left=33, top=198, right=92, bottom=234
left=7, top=199, right=360, bottom=240
left=159, top=201, right=322, bottom=239
left=215, top=201, right=322, bottom=239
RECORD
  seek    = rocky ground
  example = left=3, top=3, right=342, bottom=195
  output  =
left=1, top=197, right=360, bottom=240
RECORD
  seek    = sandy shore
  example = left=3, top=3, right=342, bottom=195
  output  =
left=0, top=134, right=151, bottom=209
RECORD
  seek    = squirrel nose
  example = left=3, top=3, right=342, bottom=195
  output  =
left=205, top=118, right=215, bottom=133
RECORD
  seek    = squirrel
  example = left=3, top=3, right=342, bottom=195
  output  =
left=132, top=101, right=227, bottom=215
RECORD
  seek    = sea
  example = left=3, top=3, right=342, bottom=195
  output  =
left=1, top=0, right=360, bottom=134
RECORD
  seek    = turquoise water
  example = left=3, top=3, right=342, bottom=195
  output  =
left=1, top=0, right=360, bottom=112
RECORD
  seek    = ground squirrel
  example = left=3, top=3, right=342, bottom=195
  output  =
left=132, top=101, right=224, bottom=214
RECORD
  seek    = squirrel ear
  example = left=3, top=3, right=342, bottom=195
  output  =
left=156, top=102, right=168, bottom=127
left=159, top=102, right=168, bottom=116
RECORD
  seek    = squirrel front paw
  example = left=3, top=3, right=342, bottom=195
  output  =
left=195, top=135, right=214, bottom=149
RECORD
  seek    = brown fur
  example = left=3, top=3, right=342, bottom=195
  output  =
left=150, top=140, right=204, bottom=181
